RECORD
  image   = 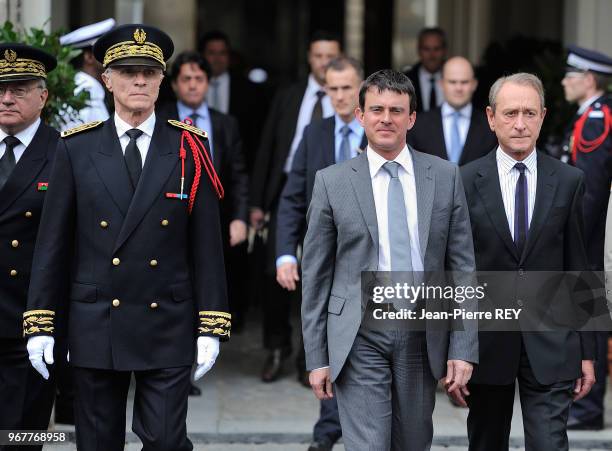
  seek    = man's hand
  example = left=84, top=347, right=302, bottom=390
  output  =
left=276, top=262, right=300, bottom=291
left=27, top=336, right=55, bottom=380
left=310, top=367, right=333, bottom=400
left=229, top=219, right=248, bottom=247
left=250, top=208, right=265, bottom=230
left=573, top=359, right=596, bottom=401
left=194, top=336, right=220, bottom=380
left=441, top=360, right=473, bottom=407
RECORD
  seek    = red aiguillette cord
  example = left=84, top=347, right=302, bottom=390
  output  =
left=571, top=104, right=612, bottom=163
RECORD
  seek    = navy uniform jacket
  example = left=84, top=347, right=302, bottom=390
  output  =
left=23, top=118, right=229, bottom=371
left=0, top=122, right=59, bottom=339
left=569, top=95, right=612, bottom=269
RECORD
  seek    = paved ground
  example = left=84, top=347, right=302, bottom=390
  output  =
left=46, top=310, right=612, bottom=450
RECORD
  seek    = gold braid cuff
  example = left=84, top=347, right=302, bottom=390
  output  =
left=198, top=311, right=231, bottom=340
left=0, top=58, right=46, bottom=78
left=103, top=41, right=165, bottom=69
left=23, top=310, right=55, bottom=336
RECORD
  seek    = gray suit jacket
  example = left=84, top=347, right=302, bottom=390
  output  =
left=301, top=148, right=478, bottom=382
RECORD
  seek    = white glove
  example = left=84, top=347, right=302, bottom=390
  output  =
left=27, top=336, right=55, bottom=380
left=194, top=336, right=220, bottom=381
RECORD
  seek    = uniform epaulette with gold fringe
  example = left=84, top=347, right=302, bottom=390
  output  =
left=61, top=121, right=103, bottom=138
left=167, top=119, right=208, bottom=138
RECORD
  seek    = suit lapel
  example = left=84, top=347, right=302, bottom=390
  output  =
left=113, top=120, right=177, bottom=253
left=90, top=119, right=133, bottom=216
left=349, top=152, right=378, bottom=253
left=0, top=122, right=49, bottom=216
left=520, top=153, right=556, bottom=263
left=411, top=149, right=435, bottom=258
left=474, top=151, right=519, bottom=260
left=432, top=111, right=448, bottom=160
left=322, top=117, right=336, bottom=167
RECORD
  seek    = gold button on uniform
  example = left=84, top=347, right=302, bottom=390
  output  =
left=100, top=221, right=109, bottom=228
left=11, top=240, right=19, bottom=248
left=24, top=211, right=32, bottom=218
left=9, top=269, right=17, bottom=277
left=112, top=258, right=120, bottom=266
left=112, top=299, right=120, bottom=307
left=161, top=219, right=169, bottom=227
left=150, top=302, right=158, bottom=309
left=149, top=259, right=158, bottom=267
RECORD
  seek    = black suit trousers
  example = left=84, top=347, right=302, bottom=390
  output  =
left=73, top=366, right=192, bottom=451
left=0, top=338, right=56, bottom=451
left=467, top=339, right=574, bottom=451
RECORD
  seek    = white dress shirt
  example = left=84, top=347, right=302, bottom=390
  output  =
left=207, top=71, right=230, bottom=114
left=114, top=112, right=155, bottom=168
left=418, top=66, right=443, bottom=111
left=441, top=102, right=472, bottom=160
left=496, top=147, right=538, bottom=239
left=284, top=74, right=334, bottom=172
left=0, top=117, right=41, bottom=163
left=367, top=146, right=423, bottom=272
left=577, top=93, right=601, bottom=115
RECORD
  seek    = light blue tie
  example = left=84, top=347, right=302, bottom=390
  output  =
left=383, top=162, right=414, bottom=309
left=337, top=125, right=351, bottom=162
left=449, top=110, right=463, bottom=164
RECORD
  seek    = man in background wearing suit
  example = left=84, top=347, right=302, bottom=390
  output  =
left=408, top=56, right=497, bottom=165
left=461, top=73, right=595, bottom=451
left=0, top=44, right=59, bottom=451
left=404, top=27, right=447, bottom=112
left=276, top=56, right=365, bottom=451
left=251, top=31, right=341, bottom=384
left=199, top=30, right=265, bottom=172
left=158, top=51, right=249, bottom=391
left=302, top=69, right=477, bottom=451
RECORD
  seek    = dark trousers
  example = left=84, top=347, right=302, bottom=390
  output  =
left=467, top=344, right=574, bottom=451
left=73, top=366, right=192, bottom=451
left=569, top=331, right=607, bottom=424
left=224, top=234, right=249, bottom=329
left=0, top=338, right=56, bottom=451
left=313, top=398, right=342, bottom=446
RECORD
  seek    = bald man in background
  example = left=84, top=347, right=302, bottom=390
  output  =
left=408, top=56, right=497, bottom=165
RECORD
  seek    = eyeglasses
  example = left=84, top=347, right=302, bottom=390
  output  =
left=0, top=85, right=43, bottom=98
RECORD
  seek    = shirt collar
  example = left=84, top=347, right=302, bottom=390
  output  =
left=0, top=117, right=41, bottom=148
left=211, top=71, right=229, bottom=85
left=441, top=102, right=472, bottom=118
left=177, top=100, right=209, bottom=120
left=496, top=146, right=537, bottom=174
left=367, top=145, right=414, bottom=178
left=306, top=73, right=325, bottom=97
left=418, top=66, right=441, bottom=80
left=578, top=94, right=602, bottom=114
left=114, top=111, right=156, bottom=138
left=334, top=114, right=362, bottom=137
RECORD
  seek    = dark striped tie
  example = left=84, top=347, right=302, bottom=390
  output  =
left=514, top=162, right=528, bottom=255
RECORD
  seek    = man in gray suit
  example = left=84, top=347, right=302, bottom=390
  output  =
left=301, top=69, right=478, bottom=451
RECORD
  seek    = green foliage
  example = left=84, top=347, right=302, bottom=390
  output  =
left=0, top=20, right=89, bottom=129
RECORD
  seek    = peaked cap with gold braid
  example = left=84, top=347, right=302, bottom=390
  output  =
left=0, top=43, right=57, bottom=82
left=93, top=24, right=174, bottom=70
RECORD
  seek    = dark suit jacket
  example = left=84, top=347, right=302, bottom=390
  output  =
left=0, top=122, right=59, bottom=339
left=24, top=118, right=229, bottom=371
left=227, top=71, right=268, bottom=171
left=404, top=63, right=425, bottom=113
left=461, top=150, right=595, bottom=385
left=157, top=102, right=249, bottom=229
left=407, top=105, right=497, bottom=165
left=250, top=80, right=308, bottom=212
left=276, top=116, right=367, bottom=258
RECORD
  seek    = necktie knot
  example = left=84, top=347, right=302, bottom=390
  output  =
left=383, top=161, right=400, bottom=178
left=452, top=110, right=461, bottom=120
left=340, top=124, right=351, bottom=138
left=3, top=135, right=20, bottom=148
left=514, top=162, right=526, bottom=175
left=315, top=90, right=325, bottom=100
left=126, top=128, right=143, bottom=140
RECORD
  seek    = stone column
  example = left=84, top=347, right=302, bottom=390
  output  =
left=345, top=0, right=365, bottom=61
left=564, top=0, right=612, bottom=53
left=143, top=0, right=196, bottom=56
